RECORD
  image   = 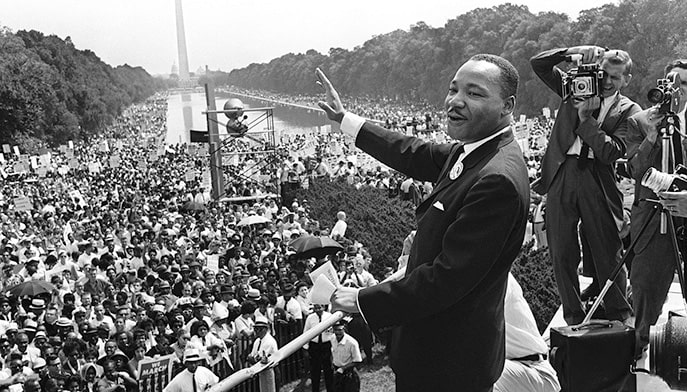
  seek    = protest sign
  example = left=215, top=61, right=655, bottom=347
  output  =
left=2, top=145, right=10, bottom=154
left=13, top=197, right=32, bottom=212
left=13, top=146, right=19, bottom=156
left=137, top=354, right=174, bottom=392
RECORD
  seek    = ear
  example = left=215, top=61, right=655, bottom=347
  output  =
left=502, top=96, right=515, bottom=117
left=623, top=73, right=632, bottom=88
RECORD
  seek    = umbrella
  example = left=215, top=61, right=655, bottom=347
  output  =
left=181, top=201, right=206, bottom=212
left=237, top=215, right=270, bottom=227
left=6, top=280, right=56, bottom=297
left=288, top=236, right=343, bottom=260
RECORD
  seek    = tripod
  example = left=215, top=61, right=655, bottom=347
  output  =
left=582, top=120, right=687, bottom=325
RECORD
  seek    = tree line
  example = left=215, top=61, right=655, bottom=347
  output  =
left=212, top=0, right=687, bottom=116
left=0, top=28, right=171, bottom=150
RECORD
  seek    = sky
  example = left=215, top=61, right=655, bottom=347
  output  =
left=0, top=0, right=618, bottom=76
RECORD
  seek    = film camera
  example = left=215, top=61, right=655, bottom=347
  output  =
left=561, top=54, right=606, bottom=100
left=642, top=165, right=687, bottom=193
left=647, top=71, right=683, bottom=115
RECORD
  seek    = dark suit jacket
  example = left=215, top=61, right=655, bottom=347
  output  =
left=626, top=111, right=687, bottom=252
left=355, top=123, right=530, bottom=391
left=530, top=48, right=641, bottom=231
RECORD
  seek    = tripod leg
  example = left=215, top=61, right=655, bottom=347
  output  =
left=581, top=205, right=661, bottom=325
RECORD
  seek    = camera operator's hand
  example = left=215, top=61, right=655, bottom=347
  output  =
left=316, top=68, right=346, bottom=124
left=573, top=96, right=601, bottom=122
left=566, top=45, right=606, bottom=63
left=635, top=106, right=666, bottom=144
left=659, top=191, right=687, bottom=218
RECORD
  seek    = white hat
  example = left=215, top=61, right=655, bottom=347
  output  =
left=183, top=348, right=203, bottom=363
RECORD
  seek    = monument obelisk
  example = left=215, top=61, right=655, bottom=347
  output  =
left=175, top=0, right=190, bottom=84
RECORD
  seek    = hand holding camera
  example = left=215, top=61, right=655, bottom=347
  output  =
left=562, top=46, right=607, bottom=102
left=566, top=45, right=606, bottom=64
left=573, top=96, right=601, bottom=122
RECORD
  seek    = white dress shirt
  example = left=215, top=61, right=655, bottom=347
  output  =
left=163, top=367, right=219, bottom=392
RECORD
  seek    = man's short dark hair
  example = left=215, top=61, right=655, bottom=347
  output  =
left=469, top=53, right=519, bottom=99
left=665, top=59, right=687, bottom=75
left=603, top=49, right=633, bottom=75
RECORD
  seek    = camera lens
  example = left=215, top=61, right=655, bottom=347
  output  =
left=647, top=88, right=665, bottom=104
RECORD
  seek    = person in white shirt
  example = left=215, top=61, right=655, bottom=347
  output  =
left=330, top=211, right=347, bottom=239
left=248, top=317, right=278, bottom=392
left=275, top=284, right=303, bottom=322
left=163, top=348, right=219, bottom=392
left=330, top=322, right=362, bottom=392
left=303, top=304, right=334, bottom=392
left=494, top=273, right=560, bottom=392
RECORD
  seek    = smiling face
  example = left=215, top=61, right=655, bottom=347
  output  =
left=444, top=60, right=514, bottom=143
left=600, top=60, right=631, bottom=98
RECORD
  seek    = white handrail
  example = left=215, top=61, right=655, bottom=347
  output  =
left=207, top=310, right=345, bottom=392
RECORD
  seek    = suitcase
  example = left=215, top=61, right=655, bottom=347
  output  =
left=550, top=320, right=636, bottom=392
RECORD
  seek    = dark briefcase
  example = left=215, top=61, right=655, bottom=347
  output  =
left=550, top=320, right=636, bottom=392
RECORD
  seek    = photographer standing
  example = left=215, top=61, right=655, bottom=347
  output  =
left=531, top=46, right=640, bottom=325
left=626, top=59, right=687, bottom=357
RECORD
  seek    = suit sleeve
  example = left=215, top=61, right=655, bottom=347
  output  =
left=355, top=122, right=453, bottom=183
left=530, top=48, right=569, bottom=97
left=357, top=172, right=525, bottom=329
left=626, top=111, right=661, bottom=181
left=576, top=101, right=641, bottom=164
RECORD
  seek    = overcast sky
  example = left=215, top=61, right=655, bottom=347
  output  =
left=1, top=0, right=617, bottom=76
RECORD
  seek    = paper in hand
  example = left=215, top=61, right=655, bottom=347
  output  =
left=310, top=275, right=338, bottom=305
left=308, top=261, right=341, bottom=305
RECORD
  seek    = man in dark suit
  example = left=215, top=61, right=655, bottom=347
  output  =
left=530, top=46, right=640, bottom=325
left=626, top=59, right=687, bottom=357
left=318, top=53, right=530, bottom=392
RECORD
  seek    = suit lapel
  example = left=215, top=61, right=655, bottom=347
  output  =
left=601, top=94, right=622, bottom=132
left=428, top=131, right=514, bottom=198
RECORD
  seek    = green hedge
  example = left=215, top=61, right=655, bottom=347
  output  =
left=286, top=179, right=416, bottom=277
left=288, top=178, right=559, bottom=332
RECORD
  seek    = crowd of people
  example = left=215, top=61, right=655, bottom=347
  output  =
left=0, top=90, right=394, bottom=392
left=0, top=72, right=566, bottom=392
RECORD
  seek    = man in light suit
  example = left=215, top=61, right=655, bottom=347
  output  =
left=530, top=46, right=640, bottom=325
left=626, top=59, right=687, bottom=357
left=319, top=53, right=530, bottom=392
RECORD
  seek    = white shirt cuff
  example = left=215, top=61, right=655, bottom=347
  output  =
left=340, top=112, right=365, bottom=140
left=355, top=288, right=369, bottom=325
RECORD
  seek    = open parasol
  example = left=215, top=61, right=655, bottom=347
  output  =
left=5, top=280, right=56, bottom=297
left=237, top=215, right=270, bottom=227
left=288, top=236, right=343, bottom=260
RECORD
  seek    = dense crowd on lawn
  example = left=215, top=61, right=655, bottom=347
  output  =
left=0, top=87, right=557, bottom=391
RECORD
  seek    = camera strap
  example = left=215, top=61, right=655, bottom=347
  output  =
left=673, top=126, right=683, bottom=168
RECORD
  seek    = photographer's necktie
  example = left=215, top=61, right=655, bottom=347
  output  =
left=578, top=107, right=601, bottom=169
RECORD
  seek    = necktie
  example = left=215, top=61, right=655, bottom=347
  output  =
left=317, top=314, right=322, bottom=343
left=578, top=107, right=601, bottom=169
left=192, top=373, right=197, bottom=392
